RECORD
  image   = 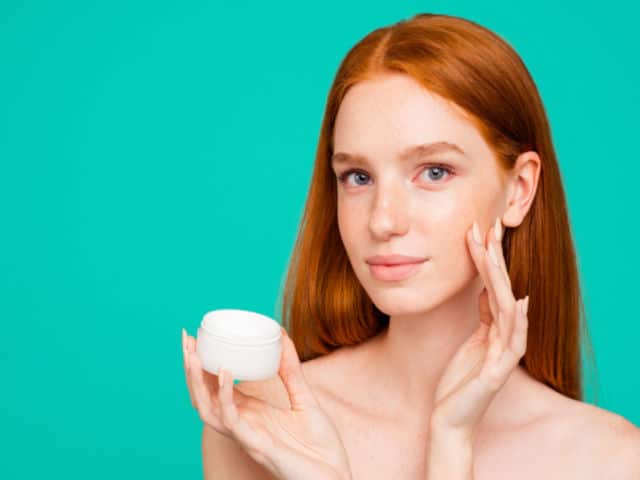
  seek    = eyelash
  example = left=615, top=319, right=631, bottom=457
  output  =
left=336, top=164, right=454, bottom=187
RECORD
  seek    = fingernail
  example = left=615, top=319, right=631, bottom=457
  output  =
left=219, top=369, right=225, bottom=388
left=487, top=243, right=500, bottom=267
left=472, top=220, right=482, bottom=245
left=495, top=217, right=502, bottom=241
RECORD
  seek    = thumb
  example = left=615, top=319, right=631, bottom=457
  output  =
left=277, top=326, right=318, bottom=411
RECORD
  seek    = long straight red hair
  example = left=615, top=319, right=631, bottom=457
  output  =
left=276, top=13, right=596, bottom=402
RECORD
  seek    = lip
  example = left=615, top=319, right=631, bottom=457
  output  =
left=366, top=254, right=428, bottom=265
left=368, top=259, right=427, bottom=282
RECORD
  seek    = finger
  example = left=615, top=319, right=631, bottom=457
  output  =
left=184, top=334, right=198, bottom=408
left=467, top=221, right=499, bottom=322
left=487, top=316, right=501, bottom=363
left=473, top=320, right=491, bottom=347
left=218, top=368, right=268, bottom=454
left=187, top=335, right=199, bottom=375
left=489, top=299, right=528, bottom=386
left=480, top=313, right=510, bottom=392
left=181, top=329, right=195, bottom=408
left=490, top=218, right=519, bottom=347
left=485, top=229, right=517, bottom=347
left=278, top=326, right=319, bottom=411
left=471, top=288, right=492, bottom=346
left=508, top=296, right=529, bottom=359
left=492, top=216, right=512, bottom=288
left=189, top=349, right=226, bottom=432
left=187, top=334, right=252, bottom=408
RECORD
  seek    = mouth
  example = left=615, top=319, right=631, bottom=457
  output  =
left=368, top=259, right=427, bottom=282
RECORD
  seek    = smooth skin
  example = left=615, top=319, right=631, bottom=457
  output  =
left=181, top=216, right=528, bottom=480
left=184, top=73, right=640, bottom=479
left=432, top=218, right=528, bottom=435
left=426, top=218, right=528, bottom=479
left=182, top=326, right=353, bottom=480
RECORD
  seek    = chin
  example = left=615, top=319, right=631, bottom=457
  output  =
left=363, top=280, right=443, bottom=315
left=362, top=271, right=476, bottom=317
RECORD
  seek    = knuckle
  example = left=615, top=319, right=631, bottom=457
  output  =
left=505, top=345, right=521, bottom=364
left=484, top=366, right=504, bottom=392
left=197, top=407, right=208, bottom=424
left=508, top=344, right=525, bottom=361
left=203, top=411, right=221, bottom=430
left=220, top=415, right=231, bottom=430
left=220, top=410, right=233, bottom=430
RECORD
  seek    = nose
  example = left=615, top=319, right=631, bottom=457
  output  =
left=368, top=178, right=410, bottom=239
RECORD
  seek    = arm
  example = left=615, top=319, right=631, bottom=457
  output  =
left=426, top=423, right=474, bottom=480
left=203, top=422, right=352, bottom=480
left=202, top=424, right=279, bottom=480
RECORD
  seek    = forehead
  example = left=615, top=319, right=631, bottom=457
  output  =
left=332, top=74, right=484, bottom=161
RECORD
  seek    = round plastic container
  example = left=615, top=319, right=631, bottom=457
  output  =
left=196, top=309, right=283, bottom=381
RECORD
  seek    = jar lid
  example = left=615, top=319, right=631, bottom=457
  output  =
left=200, top=309, right=282, bottom=345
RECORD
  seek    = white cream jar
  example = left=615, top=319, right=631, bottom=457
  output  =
left=196, top=309, right=282, bottom=381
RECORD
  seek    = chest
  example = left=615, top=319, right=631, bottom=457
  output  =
left=339, top=421, right=428, bottom=479
left=320, top=393, right=581, bottom=480
left=341, top=425, right=580, bottom=480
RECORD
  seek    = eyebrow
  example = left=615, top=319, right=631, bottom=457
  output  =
left=330, top=141, right=467, bottom=166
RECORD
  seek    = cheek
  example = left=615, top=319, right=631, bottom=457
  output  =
left=337, top=198, right=365, bottom=235
left=407, top=201, right=481, bottom=304
left=337, top=202, right=349, bottom=242
left=429, top=204, right=480, bottom=278
left=337, top=203, right=360, bottom=264
left=426, top=187, right=477, bottom=220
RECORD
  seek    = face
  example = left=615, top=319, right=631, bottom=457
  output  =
left=331, top=73, right=509, bottom=315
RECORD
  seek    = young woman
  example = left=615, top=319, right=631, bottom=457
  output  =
left=181, top=13, right=640, bottom=479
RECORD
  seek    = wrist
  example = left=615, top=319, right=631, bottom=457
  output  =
left=429, top=411, right=474, bottom=444
left=427, top=423, right=474, bottom=479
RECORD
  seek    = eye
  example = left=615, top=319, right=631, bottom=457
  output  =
left=337, top=164, right=454, bottom=188
left=337, top=169, right=370, bottom=187
left=421, top=165, right=452, bottom=182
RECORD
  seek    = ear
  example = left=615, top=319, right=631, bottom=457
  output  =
left=501, top=151, right=541, bottom=228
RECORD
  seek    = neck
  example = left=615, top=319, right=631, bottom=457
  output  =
left=364, top=276, right=534, bottom=430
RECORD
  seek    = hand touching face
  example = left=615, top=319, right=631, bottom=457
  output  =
left=430, top=216, right=529, bottom=437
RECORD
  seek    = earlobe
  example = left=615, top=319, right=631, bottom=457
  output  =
left=501, top=151, right=541, bottom=228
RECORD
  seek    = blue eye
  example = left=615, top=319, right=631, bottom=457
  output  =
left=337, top=164, right=453, bottom=187
left=338, top=170, right=369, bottom=186
left=422, top=165, right=450, bottom=182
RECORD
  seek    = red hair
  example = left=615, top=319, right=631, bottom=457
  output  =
left=276, top=13, right=597, bottom=402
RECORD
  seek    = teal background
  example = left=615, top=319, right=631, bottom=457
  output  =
left=1, top=1, right=638, bottom=477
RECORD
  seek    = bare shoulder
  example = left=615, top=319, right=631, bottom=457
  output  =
left=543, top=395, right=640, bottom=479
left=571, top=401, right=640, bottom=478
left=201, top=376, right=290, bottom=480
